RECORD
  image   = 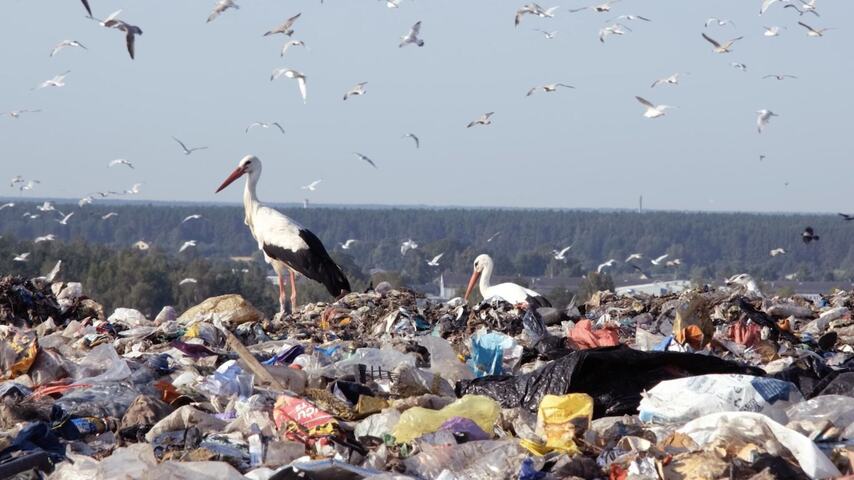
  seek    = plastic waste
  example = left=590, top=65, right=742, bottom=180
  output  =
left=458, top=345, right=762, bottom=417
left=403, top=440, right=530, bottom=480
left=677, top=411, right=841, bottom=479
left=73, top=344, right=131, bottom=384
left=530, top=393, right=593, bottom=455
left=107, top=308, right=149, bottom=327
left=417, top=335, right=473, bottom=383
left=786, top=394, right=854, bottom=440
left=468, top=330, right=521, bottom=378
left=392, top=395, right=499, bottom=443
left=567, top=319, right=619, bottom=350
left=638, top=374, right=802, bottom=425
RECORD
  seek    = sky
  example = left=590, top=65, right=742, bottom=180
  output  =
left=1, top=0, right=852, bottom=213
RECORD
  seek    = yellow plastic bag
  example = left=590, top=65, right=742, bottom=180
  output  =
left=522, top=393, right=593, bottom=455
left=392, top=395, right=500, bottom=443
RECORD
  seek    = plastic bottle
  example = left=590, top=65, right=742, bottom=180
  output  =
left=248, top=423, right=264, bottom=467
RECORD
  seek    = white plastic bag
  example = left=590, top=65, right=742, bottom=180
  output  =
left=678, top=412, right=840, bottom=479
left=638, top=374, right=801, bottom=424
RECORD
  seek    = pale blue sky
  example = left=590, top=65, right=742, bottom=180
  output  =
left=1, top=0, right=851, bottom=212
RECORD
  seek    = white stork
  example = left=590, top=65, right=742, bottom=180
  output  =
left=464, top=254, right=551, bottom=308
left=215, top=155, right=350, bottom=312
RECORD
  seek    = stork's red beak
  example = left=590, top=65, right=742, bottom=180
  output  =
left=216, top=166, right=246, bottom=193
left=464, top=269, right=480, bottom=302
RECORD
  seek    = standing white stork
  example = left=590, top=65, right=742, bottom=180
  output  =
left=215, top=155, right=350, bottom=312
left=464, top=254, right=551, bottom=308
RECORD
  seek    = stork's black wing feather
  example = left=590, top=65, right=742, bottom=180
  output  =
left=263, top=229, right=350, bottom=297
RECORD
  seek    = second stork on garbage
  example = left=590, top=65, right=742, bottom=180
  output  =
left=464, top=253, right=551, bottom=308
left=215, top=155, right=350, bottom=312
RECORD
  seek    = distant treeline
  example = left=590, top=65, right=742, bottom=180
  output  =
left=2, top=201, right=852, bottom=292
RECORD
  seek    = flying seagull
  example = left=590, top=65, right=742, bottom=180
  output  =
left=705, top=17, right=736, bottom=28
left=133, top=240, right=150, bottom=251
left=343, top=82, right=368, bottom=101
left=35, top=71, right=71, bottom=90
left=650, top=72, right=684, bottom=88
left=34, top=234, right=56, bottom=244
left=172, top=137, right=208, bottom=155
left=36, top=201, right=56, bottom=213
left=526, top=83, right=574, bottom=96
left=467, top=112, right=494, bottom=128
left=6, top=109, right=42, bottom=119
left=179, top=240, right=197, bottom=253
left=0, top=202, right=15, bottom=210
left=597, top=259, right=616, bottom=273
left=608, top=14, right=651, bottom=22
left=102, top=212, right=118, bottom=220
left=534, top=29, right=558, bottom=39
left=635, top=96, right=673, bottom=118
left=797, top=21, right=831, bottom=37
left=340, top=239, right=357, bottom=249
left=625, top=253, right=643, bottom=262
left=701, top=33, right=742, bottom=53
left=179, top=278, right=198, bottom=286
left=182, top=214, right=202, bottom=223
left=665, top=259, right=682, bottom=267
left=301, top=180, right=321, bottom=191
left=51, top=40, right=87, bottom=57
left=402, top=133, right=420, bottom=149
left=280, top=40, right=307, bottom=57
left=400, top=239, right=418, bottom=256
left=570, top=1, right=620, bottom=13
left=553, top=245, right=573, bottom=260
left=13, top=252, right=30, bottom=262
left=599, top=23, right=631, bottom=43
left=650, top=254, right=669, bottom=265
left=770, top=248, right=786, bottom=256
left=427, top=253, right=444, bottom=267
left=763, top=74, right=797, bottom=80
left=207, top=0, right=239, bottom=23
left=731, top=62, right=748, bottom=72
left=786, top=3, right=820, bottom=17
left=245, top=122, right=285, bottom=135
left=271, top=68, right=307, bottom=103
left=400, top=21, right=424, bottom=47
left=487, top=232, right=501, bottom=242
left=109, top=159, right=134, bottom=169
left=57, top=212, right=74, bottom=225
left=756, top=109, right=778, bottom=134
left=264, top=13, right=301, bottom=36
left=515, top=4, right=558, bottom=26
left=354, top=152, right=378, bottom=169
left=802, top=227, right=820, bottom=243
left=763, top=25, right=786, bottom=37
left=838, top=213, right=854, bottom=221
left=101, top=13, right=143, bottom=60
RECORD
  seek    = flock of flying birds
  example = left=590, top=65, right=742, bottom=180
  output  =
left=1, top=0, right=850, bottom=287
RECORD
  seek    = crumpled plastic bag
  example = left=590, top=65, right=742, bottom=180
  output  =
left=392, top=395, right=499, bottom=443
left=468, top=331, right=521, bottom=378
left=677, top=411, right=840, bottom=479
left=0, top=330, right=38, bottom=380
left=417, top=335, right=473, bottom=383
left=672, top=294, right=712, bottom=349
left=355, top=409, right=402, bottom=440
left=786, top=394, right=854, bottom=440
left=403, top=439, right=530, bottom=480
left=73, top=344, right=131, bottom=384
left=522, top=393, right=593, bottom=455
left=567, top=319, right=619, bottom=350
left=638, top=374, right=802, bottom=425
left=144, top=405, right=227, bottom=443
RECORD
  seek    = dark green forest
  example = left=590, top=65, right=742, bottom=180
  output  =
left=1, top=200, right=852, bottom=315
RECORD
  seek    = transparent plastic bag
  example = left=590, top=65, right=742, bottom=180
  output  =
left=73, top=344, right=131, bottom=384
left=403, top=440, right=529, bottom=480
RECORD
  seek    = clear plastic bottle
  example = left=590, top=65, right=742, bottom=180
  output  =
left=248, top=423, right=264, bottom=467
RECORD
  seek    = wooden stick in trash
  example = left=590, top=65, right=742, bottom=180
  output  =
left=220, top=325, right=286, bottom=391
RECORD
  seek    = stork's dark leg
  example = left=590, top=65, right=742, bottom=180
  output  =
left=289, top=269, right=298, bottom=310
left=278, top=273, right=287, bottom=313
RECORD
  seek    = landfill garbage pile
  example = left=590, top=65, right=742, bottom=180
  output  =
left=2, top=273, right=854, bottom=480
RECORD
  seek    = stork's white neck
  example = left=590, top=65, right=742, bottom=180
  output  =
left=479, top=260, right=494, bottom=296
left=243, top=173, right=260, bottom=225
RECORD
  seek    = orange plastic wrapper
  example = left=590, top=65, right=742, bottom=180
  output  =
left=568, top=319, right=619, bottom=350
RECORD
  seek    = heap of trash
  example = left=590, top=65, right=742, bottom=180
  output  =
left=2, top=273, right=854, bottom=480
